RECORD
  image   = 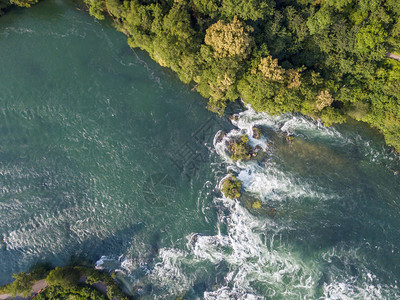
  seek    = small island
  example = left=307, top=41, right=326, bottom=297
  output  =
left=221, top=175, right=242, bottom=199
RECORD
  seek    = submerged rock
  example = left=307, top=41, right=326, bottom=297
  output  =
left=285, top=135, right=294, bottom=144
left=252, top=126, right=262, bottom=139
left=226, top=133, right=270, bottom=164
left=252, top=145, right=262, bottom=157
left=229, top=114, right=240, bottom=122
left=215, top=131, right=226, bottom=144
left=240, top=192, right=276, bottom=217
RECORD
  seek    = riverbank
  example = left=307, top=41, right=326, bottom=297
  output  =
left=1, top=1, right=400, bottom=298
left=1, top=0, right=400, bottom=151
left=0, top=266, right=129, bottom=300
left=82, top=0, right=400, bottom=152
left=0, top=279, right=46, bottom=300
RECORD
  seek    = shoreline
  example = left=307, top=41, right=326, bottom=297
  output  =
left=1, top=0, right=400, bottom=152
left=0, top=267, right=129, bottom=300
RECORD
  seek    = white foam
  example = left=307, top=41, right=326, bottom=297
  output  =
left=151, top=108, right=336, bottom=297
left=232, top=105, right=343, bottom=140
left=194, top=199, right=319, bottom=299
left=148, top=248, right=195, bottom=296
left=95, top=255, right=134, bottom=274
left=93, top=107, right=399, bottom=298
left=204, top=286, right=263, bottom=300
left=323, top=277, right=395, bottom=300
left=320, top=246, right=400, bottom=299
left=215, top=107, right=336, bottom=205
left=142, top=196, right=319, bottom=298
left=204, top=107, right=397, bottom=298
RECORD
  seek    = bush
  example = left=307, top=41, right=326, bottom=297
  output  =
left=1, top=272, right=34, bottom=297
left=1, top=266, right=130, bottom=300
left=34, top=285, right=107, bottom=300
left=46, top=266, right=81, bottom=288
left=221, top=176, right=242, bottom=199
left=229, top=135, right=252, bottom=162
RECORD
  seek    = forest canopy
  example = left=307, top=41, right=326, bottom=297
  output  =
left=1, top=0, right=400, bottom=151
left=85, top=0, right=400, bottom=150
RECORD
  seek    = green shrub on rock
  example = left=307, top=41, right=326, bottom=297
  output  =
left=221, top=176, right=242, bottom=199
left=230, top=134, right=252, bottom=162
left=252, top=126, right=262, bottom=139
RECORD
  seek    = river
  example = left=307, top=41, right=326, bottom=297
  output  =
left=1, top=0, right=400, bottom=299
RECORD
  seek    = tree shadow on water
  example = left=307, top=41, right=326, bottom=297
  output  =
left=68, top=222, right=146, bottom=264
left=0, top=222, right=145, bottom=285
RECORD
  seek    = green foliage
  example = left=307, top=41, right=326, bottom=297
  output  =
left=1, top=266, right=129, bottom=300
left=191, top=0, right=219, bottom=19
left=0, top=266, right=128, bottom=300
left=85, top=0, right=106, bottom=20
left=0, top=0, right=38, bottom=11
left=34, top=285, right=107, bottom=300
left=307, top=6, right=335, bottom=35
left=220, top=0, right=273, bottom=21
left=229, top=134, right=252, bottom=162
left=204, top=16, right=254, bottom=59
left=75, top=267, right=129, bottom=300
left=221, top=176, right=242, bottom=199
left=252, top=200, right=261, bottom=209
left=1, top=272, right=34, bottom=297
left=0, top=267, right=49, bottom=297
left=9, top=0, right=38, bottom=8
left=4, top=0, right=400, bottom=151
left=107, top=284, right=120, bottom=300
left=46, top=266, right=81, bottom=288
left=356, top=24, right=387, bottom=57
left=105, top=0, right=122, bottom=18
left=252, top=126, right=262, bottom=139
left=320, top=107, right=346, bottom=126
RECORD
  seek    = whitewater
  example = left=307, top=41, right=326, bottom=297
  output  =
left=1, top=1, right=400, bottom=299
left=97, top=107, right=400, bottom=299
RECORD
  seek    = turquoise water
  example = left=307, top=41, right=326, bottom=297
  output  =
left=1, top=1, right=400, bottom=299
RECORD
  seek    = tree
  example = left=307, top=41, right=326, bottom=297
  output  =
left=356, top=24, right=387, bottom=58
left=4, top=272, right=34, bottom=297
left=221, top=176, right=242, bottom=199
left=315, top=90, right=334, bottom=111
left=204, top=16, right=254, bottom=59
left=191, top=0, right=220, bottom=19
left=162, top=2, right=194, bottom=41
left=46, top=267, right=81, bottom=288
left=306, top=6, right=335, bottom=35
left=9, top=0, right=38, bottom=7
left=84, top=0, right=106, bottom=20
left=287, top=69, right=302, bottom=88
left=229, top=134, right=252, bottom=162
left=38, top=0, right=400, bottom=151
left=258, top=56, right=284, bottom=81
left=220, top=0, right=273, bottom=21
